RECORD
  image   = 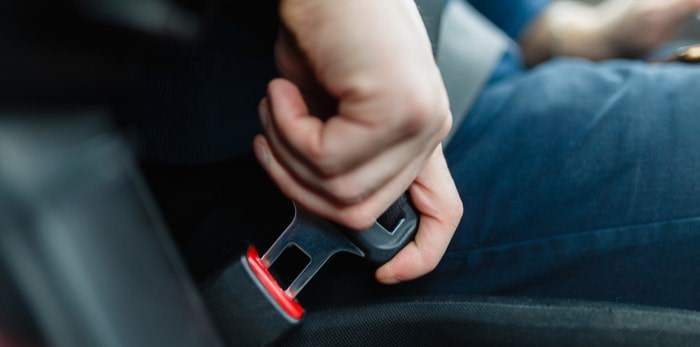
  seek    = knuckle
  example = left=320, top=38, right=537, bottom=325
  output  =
left=444, top=194, right=465, bottom=228
left=303, top=141, right=326, bottom=162
left=453, top=193, right=465, bottom=216
left=424, top=258, right=439, bottom=273
left=451, top=203, right=465, bottom=227
left=437, top=112, right=453, bottom=140
left=416, top=254, right=438, bottom=276
left=401, top=88, right=451, bottom=138
left=323, top=180, right=367, bottom=206
left=302, top=140, right=351, bottom=178
left=401, top=93, right=434, bottom=133
left=305, top=146, right=341, bottom=177
left=456, top=200, right=465, bottom=220
left=314, top=158, right=343, bottom=177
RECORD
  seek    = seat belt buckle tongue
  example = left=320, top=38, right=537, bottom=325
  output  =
left=261, top=204, right=365, bottom=298
left=262, top=193, right=418, bottom=298
left=202, top=211, right=365, bottom=347
left=203, top=195, right=418, bottom=346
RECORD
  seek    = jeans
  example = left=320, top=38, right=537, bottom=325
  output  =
left=127, top=17, right=700, bottom=309
left=299, top=58, right=700, bottom=310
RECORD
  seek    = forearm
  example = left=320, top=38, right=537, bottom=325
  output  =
left=520, top=1, right=618, bottom=66
left=521, top=0, right=700, bottom=66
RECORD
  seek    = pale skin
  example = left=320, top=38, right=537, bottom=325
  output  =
left=254, top=0, right=463, bottom=284
left=522, top=0, right=700, bottom=66
left=254, top=0, right=700, bottom=285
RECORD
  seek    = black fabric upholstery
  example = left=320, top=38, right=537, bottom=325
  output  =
left=283, top=296, right=700, bottom=346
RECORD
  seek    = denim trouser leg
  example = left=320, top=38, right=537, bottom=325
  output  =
left=415, top=59, right=700, bottom=310
left=296, top=59, right=700, bottom=310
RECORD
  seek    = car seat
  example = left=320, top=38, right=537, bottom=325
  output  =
left=2, top=1, right=700, bottom=346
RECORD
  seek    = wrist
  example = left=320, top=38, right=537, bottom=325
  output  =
left=522, top=1, right=619, bottom=65
left=548, top=1, right=618, bottom=60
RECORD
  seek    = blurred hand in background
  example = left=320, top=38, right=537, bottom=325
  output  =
left=523, top=0, right=700, bottom=65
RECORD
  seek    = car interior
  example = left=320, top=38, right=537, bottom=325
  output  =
left=2, top=0, right=700, bottom=346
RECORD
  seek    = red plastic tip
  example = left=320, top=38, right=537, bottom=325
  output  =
left=246, top=246, right=304, bottom=320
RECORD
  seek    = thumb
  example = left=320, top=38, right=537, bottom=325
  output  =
left=375, top=147, right=462, bottom=284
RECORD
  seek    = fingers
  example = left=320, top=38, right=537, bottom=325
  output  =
left=260, top=78, right=448, bottom=206
left=597, top=0, right=700, bottom=58
left=256, top=127, right=462, bottom=281
left=254, top=133, right=428, bottom=230
left=375, top=146, right=463, bottom=284
left=264, top=0, right=457, bottom=285
left=267, top=78, right=446, bottom=179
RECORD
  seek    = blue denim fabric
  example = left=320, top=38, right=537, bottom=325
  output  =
left=298, top=59, right=700, bottom=312
left=122, top=2, right=700, bottom=311
left=403, top=58, right=700, bottom=310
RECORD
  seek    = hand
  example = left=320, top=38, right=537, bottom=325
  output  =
left=254, top=0, right=452, bottom=230
left=375, top=145, right=463, bottom=284
left=597, top=0, right=700, bottom=58
left=253, top=0, right=462, bottom=283
left=522, top=0, right=700, bottom=64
